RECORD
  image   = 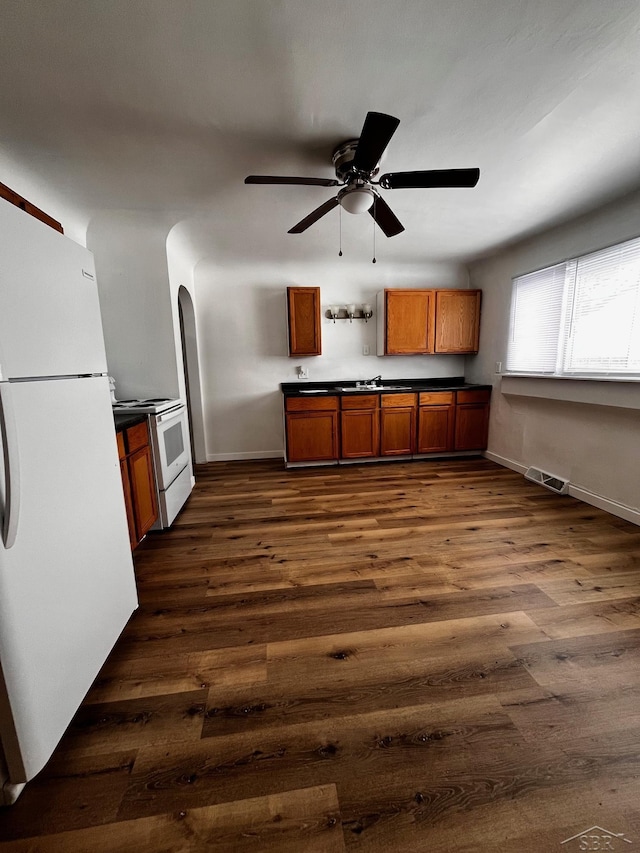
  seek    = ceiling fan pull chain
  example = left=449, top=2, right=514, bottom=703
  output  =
left=372, top=197, right=377, bottom=263
left=338, top=204, right=343, bottom=257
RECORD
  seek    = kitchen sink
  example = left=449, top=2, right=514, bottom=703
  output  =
left=334, top=384, right=412, bottom=392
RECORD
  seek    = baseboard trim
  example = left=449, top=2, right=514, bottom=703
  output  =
left=206, top=451, right=284, bottom=462
left=484, top=451, right=639, bottom=526
left=567, top=485, right=640, bottom=526
left=483, top=450, right=528, bottom=475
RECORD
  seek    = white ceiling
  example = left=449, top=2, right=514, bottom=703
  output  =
left=2, top=0, right=640, bottom=265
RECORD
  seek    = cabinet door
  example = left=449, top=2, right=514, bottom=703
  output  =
left=341, top=410, right=380, bottom=458
left=380, top=408, right=416, bottom=455
left=434, top=290, right=481, bottom=353
left=287, top=286, right=321, bottom=356
left=417, top=405, right=455, bottom=452
left=286, top=411, right=338, bottom=462
left=454, top=403, right=489, bottom=450
left=385, top=290, right=434, bottom=354
left=120, top=459, right=138, bottom=549
left=129, top=445, right=159, bottom=540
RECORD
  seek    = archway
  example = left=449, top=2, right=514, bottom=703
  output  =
left=177, top=286, right=206, bottom=463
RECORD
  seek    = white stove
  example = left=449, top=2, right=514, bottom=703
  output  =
left=112, top=398, right=183, bottom=415
left=112, top=396, right=193, bottom=528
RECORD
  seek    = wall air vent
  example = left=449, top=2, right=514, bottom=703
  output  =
left=524, top=467, right=569, bottom=495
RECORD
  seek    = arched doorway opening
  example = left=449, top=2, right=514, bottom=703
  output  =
left=177, top=286, right=206, bottom=463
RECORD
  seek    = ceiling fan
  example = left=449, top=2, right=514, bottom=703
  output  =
left=245, top=111, right=480, bottom=237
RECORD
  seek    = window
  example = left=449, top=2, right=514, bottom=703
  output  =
left=506, top=235, right=640, bottom=378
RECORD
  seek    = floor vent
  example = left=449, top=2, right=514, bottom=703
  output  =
left=524, top=467, right=569, bottom=495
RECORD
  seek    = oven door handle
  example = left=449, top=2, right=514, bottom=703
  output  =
left=157, top=407, right=185, bottom=425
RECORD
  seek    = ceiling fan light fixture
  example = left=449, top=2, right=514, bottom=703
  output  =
left=338, top=186, right=375, bottom=215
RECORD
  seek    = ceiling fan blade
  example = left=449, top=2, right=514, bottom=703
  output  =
left=288, top=197, right=340, bottom=233
left=352, top=112, right=401, bottom=173
left=369, top=194, right=405, bottom=237
left=245, top=175, right=339, bottom=187
left=379, top=168, right=480, bottom=189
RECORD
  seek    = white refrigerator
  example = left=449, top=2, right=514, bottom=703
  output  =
left=0, top=201, right=138, bottom=804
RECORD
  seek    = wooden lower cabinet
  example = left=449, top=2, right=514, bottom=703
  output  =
left=284, top=387, right=490, bottom=465
left=454, top=390, right=491, bottom=450
left=129, top=445, right=158, bottom=539
left=380, top=393, right=417, bottom=456
left=117, top=420, right=159, bottom=549
left=119, top=457, right=137, bottom=550
left=285, top=396, right=338, bottom=463
left=340, top=394, right=380, bottom=458
left=417, top=391, right=455, bottom=453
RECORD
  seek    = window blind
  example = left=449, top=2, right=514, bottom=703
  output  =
left=506, top=263, right=567, bottom=373
left=564, top=237, right=640, bottom=374
left=505, top=234, right=640, bottom=379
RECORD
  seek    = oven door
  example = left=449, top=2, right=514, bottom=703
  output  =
left=152, top=406, right=190, bottom=489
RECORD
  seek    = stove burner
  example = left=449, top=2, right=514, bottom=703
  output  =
left=112, top=397, right=184, bottom=415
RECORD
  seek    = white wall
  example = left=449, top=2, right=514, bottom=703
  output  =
left=195, top=258, right=470, bottom=460
left=166, top=222, right=207, bottom=462
left=87, top=212, right=180, bottom=401
left=0, top=151, right=88, bottom=246
left=467, top=188, right=640, bottom=522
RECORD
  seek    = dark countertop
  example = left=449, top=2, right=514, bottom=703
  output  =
left=281, top=376, right=492, bottom=397
left=113, top=412, right=148, bottom=432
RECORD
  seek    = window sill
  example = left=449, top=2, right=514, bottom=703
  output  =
left=500, top=374, right=640, bottom=411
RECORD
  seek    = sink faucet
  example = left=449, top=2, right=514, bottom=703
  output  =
left=367, top=375, right=382, bottom=386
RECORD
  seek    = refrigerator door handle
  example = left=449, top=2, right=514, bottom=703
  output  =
left=0, top=383, right=21, bottom=549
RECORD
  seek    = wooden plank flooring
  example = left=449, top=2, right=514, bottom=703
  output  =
left=1, top=457, right=640, bottom=851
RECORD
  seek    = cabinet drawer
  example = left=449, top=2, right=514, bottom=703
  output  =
left=126, top=421, right=150, bottom=453
left=381, top=393, right=417, bottom=408
left=341, top=394, right=379, bottom=410
left=286, top=395, right=339, bottom=412
left=116, top=430, right=126, bottom=460
left=456, top=389, right=491, bottom=404
left=419, top=391, right=454, bottom=405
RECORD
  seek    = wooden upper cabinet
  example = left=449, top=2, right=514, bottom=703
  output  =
left=382, top=289, right=434, bottom=354
left=378, top=288, right=482, bottom=356
left=434, top=290, right=481, bottom=353
left=287, top=286, right=321, bottom=356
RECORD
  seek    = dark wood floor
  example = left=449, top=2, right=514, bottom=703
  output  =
left=1, top=458, right=640, bottom=851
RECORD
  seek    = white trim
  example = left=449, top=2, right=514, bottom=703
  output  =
left=500, top=375, right=640, bottom=410
left=484, top=451, right=640, bottom=526
left=568, top=484, right=640, bottom=526
left=206, top=450, right=284, bottom=462
left=483, top=450, right=527, bottom=474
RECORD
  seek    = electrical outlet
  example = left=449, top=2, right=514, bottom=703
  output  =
left=363, top=344, right=370, bottom=356
left=495, top=361, right=502, bottom=373
left=296, top=365, right=309, bottom=379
